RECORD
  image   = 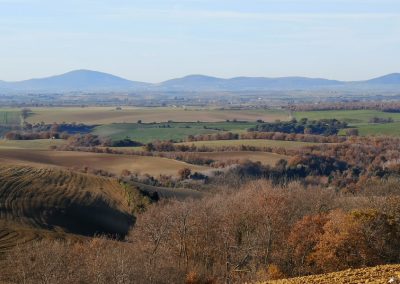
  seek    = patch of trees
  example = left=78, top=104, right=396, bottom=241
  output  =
left=291, top=101, right=400, bottom=112
left=111, top=138, right=143, bottom=147
left=240, top=131, right=347, bottom=142
left=4, top=122, right=95, bottom=140
left=369, top=116, right=394, bottom=123
left=187, top=132, right=239, bottom=142
left=64, top=134, right=111, bottom=147
left=217, top=155, right=348, bottom=186
left=22, top=122, right=94, bottom=134
left=4, top=131, right=60, bottom=140
left=249, top=118, right=347, bottom=136
left=185, top=131, right=347, bottom=143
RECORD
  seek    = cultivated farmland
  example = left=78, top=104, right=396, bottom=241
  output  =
left=0, top=149, right=210, bottom=177
left=0, top=109, right=21, bottom=125
left=0, top=165, right=133, bottom=250
left=26, top=107, right=289, bottom=124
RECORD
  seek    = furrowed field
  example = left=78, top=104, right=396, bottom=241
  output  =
left=0, top=149, right=209, bottom=177
left=0, top=165, right=132, bottom=252
left=0, top=109, right=21, bottom=125
left=26, top=107, right=289, bottom=124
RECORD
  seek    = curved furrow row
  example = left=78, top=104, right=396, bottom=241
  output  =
left=0, top=165, right=134, bottom=250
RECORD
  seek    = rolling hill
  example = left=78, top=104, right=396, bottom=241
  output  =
left=2, top=70, right=151, bottom=92
left=159, top=75, right=343, bottom=91
left=0, top=165, right=134, bottom=250
left=0, top=70, right=399, bottom=93
left=365, top=73, right=400, bottom=85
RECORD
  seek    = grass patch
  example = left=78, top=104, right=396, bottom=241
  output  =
left=295, top=110, right=400, bottom=137
left=0, top=109, right=21, bottom=125
left=93, top=121, right=260, bottom=143
left=294, top=110, right=400, bottom=124
left=345, top=122, right=400, bottom=137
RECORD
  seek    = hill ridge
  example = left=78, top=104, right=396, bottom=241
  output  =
left=0, top=70, right=399, bottom=93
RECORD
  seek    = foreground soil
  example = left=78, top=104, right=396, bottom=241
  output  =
left=264, top=265, right=400, bottom=284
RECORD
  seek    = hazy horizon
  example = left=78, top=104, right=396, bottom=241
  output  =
left=1, top=0, right=399, bottom=82
left=1, top=68, right=400, bottom=84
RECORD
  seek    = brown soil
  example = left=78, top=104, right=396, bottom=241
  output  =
left=0, top=165, right=133, bottom=250
left=264, top=265, right=400, bottom=284
left=0, top=149, right=209, bottom=176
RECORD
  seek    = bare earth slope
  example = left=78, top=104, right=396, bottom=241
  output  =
left=264, top=265, right=400, bottom=284
left=0, top=149, right=209, bottom=177
left=0, top=165, right=133, bottom=251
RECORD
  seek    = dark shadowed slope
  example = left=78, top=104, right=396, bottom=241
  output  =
left=0, top=165, right=134, bottom=250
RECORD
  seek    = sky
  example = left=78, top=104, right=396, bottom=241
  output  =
left=0, top=0, right=399, bottom=82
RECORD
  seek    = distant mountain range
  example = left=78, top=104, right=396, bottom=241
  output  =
left=0, top=69, right=399, bottom=93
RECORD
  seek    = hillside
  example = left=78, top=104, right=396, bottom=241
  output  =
left=365, top=73, right=400, bottom=85
left=159, top=75, right=343, bottom=91
left=264, top=265, right=400, bottom=284
left=1, top=70, right=399, bottom=93
left=0, top=165, right=134, bottom=250
left=0, top=149, right=210, bottom=177
left=2, top=70, right=150, bottom=92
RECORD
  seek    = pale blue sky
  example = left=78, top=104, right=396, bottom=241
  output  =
left=0, top=0, right=399, bottom=82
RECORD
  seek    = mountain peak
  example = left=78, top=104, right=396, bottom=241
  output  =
left=1, top=71, right=400, bottom=93
left=366, top=73, right=400, bottom=84
left=8, top=70, right=150, bottom=92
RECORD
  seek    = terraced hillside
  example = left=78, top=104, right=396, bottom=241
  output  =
left=0, top=149, right=210, bottom=177
left=0, top=166, right=134, bottom=251
left=264, top=265, right=400, bottom=284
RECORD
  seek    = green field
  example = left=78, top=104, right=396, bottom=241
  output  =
left=295, top=109, right=400, bottom=137
left=339, top=122, right=400, bottom=137
left=93, top=121, right=260, bottom=143
left=177, top=139, right=321, bottom=149
left=0, top=109, right=21, bottom=125
left=294, top=110, right=400, bottom=124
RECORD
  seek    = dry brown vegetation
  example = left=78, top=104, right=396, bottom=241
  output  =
left=2, top=178, right=399, bottom=283
left=194, top=151, right=288, bottom=166
left=2, top=118, right=400, bottom=283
